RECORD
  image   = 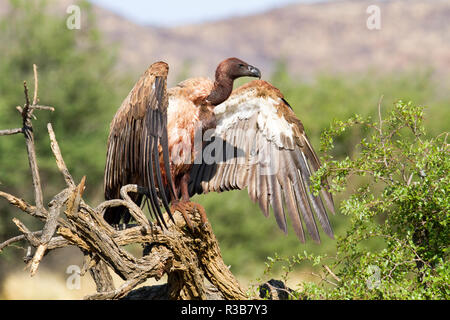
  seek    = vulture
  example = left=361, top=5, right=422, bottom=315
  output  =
left=104, top=58, right=335, bottom=243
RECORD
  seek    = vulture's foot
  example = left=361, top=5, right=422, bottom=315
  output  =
left=170, top=200, right=194, bottom=230
left=188, top=202, right=208, bottom=228
left=170, top=200, right=208, bottom=230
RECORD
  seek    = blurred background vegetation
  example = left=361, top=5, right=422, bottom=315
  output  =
left=0, top=0, right=448, bottom=298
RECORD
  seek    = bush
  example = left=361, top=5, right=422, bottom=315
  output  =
left=264, top=100, right=449, bottom=299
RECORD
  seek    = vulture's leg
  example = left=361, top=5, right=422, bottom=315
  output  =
left=170, top=172, right=194, bottom=229
left=170, top=171, right=208, bottom=229
left=179, top=172, right=208, bottom=227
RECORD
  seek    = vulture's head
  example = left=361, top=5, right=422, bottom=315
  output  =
left=216, top=57, right=261, bottom=81
left=207, top=57, right=261, bottom=106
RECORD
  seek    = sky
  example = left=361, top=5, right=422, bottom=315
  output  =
left=88, top=0, right=324, bottom=27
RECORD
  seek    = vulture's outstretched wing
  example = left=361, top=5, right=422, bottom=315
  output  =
left=189, top=80, right=335, bottom=242
left=104, top=61, right=174, bottom=227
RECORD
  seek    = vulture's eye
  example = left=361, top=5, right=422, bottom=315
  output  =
left=239, top=64, right=245, bottom=68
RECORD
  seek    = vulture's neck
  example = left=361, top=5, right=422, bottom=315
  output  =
left=207, top=75, right=234, bottom=106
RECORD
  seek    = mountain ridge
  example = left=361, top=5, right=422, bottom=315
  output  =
left=1, top=0, right=449, bottom=83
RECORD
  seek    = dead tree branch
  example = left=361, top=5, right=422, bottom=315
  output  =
left=0, top=128, right=23, bottom=136
left=19, top=64, right=51, bottom=216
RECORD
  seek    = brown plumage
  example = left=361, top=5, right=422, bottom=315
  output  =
left=104, top=58, right=335, bottom=243
left=104, top=62, right=174, bottom=227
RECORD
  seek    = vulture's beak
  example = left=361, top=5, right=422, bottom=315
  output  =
left=247, top=65, right=261, bottom=79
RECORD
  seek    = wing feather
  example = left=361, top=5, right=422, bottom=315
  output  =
left=257, top=173, right=269, bottom=218
left=301, top=136, right=335, bottom=215
left=104, top=62, right=175, bottom=226
left=269, top=174, right=287, bottom=234
left=283, top=178, right=306, bottom=243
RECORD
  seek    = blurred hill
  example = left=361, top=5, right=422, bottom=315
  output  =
left=1, top=0, right=449, bottom=83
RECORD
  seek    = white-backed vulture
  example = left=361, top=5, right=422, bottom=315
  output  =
left=104, top=58, right=334, bottom=243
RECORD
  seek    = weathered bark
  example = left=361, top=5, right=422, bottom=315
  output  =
left=3, top=179, right=247, bottom=299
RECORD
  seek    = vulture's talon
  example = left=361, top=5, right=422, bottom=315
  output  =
left=191, top=202, right=208, bottom=227
left=170, top=201, right=208, bottom=231
left=170, top=201, right=194, bottom=231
